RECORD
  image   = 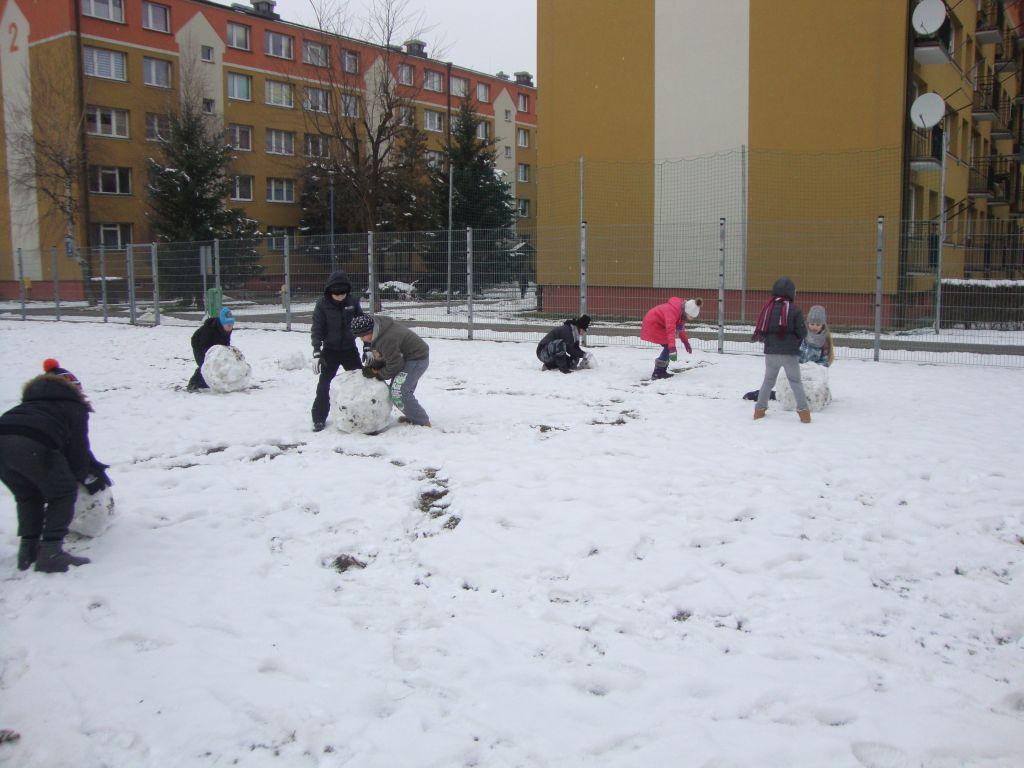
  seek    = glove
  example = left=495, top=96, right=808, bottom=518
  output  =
left=361, top=366, right=378, bottom=379
left=669, top=352, right=678, bottom=362
left=89, top=459, right=112, bottom=488
left=83, top=474, right=110, bottom=495
left=312, top=351, right=322, bottom=375
left=683, top=340, right=692, bottom=354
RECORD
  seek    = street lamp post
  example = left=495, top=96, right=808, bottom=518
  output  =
left=328, top=168, right=336, bottom=272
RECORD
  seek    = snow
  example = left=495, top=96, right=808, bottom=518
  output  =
left=0, top=320, right=1022, bottom=767
left=777, top=363, right=832, bottom=412
left=330, top=371, right=392, bottom=434
left=71, top=485, right=116, bottom=538
left=200, top=345, right=252, bottom=393
left=941, top=279, right=1024, bottom=287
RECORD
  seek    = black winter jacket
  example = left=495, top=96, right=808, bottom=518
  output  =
left=311, top=270, right=363, bottom=352
left=536, top=322, right=586, bottom=361
left=191, top=317, right=233, bottom=365
left=762, top=277, right=807, bottom=356
left=0, top=375, right=99, bottom=481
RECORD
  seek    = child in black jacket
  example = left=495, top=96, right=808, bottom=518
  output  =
left=536, top=315, right=591, bottom=373
left=188, top=307, right=236, bottom=391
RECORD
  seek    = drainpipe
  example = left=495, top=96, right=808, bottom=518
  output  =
left=897, top=0, right=915, bottom=328
left=72, top=0, right=95, bottom=301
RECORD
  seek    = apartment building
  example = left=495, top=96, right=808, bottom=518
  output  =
left=536, top=0, right=1023, bottom=323
left=0, top=0, right=537, bottom=298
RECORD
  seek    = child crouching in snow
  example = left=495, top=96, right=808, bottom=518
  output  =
left=537, top=315, right=591, bottom=373
left=752, top=277, right=810, bottom=423
left=352, top=314, right=431, bottom=427
left=799, top=305, right=834, bottom=367
left=641, top=297, right=701, bottom=379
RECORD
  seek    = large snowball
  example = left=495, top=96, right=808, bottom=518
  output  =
left=201, top=345, right=252, bottom=392
left=72, top=485, right=115, bottom=537
left=331, top=370, right=393, bottom=434
left=277, top=350, right=307, bottom=371
left=777, top=363, right=832, bottom=412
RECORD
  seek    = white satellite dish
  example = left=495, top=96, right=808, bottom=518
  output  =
left=912, top=0, right=947, bottom=36
left=910, top=92, right=946, bottom=129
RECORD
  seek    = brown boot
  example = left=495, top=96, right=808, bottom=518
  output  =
left=797, top=409, right=811, bottom=423
left=753, top=407, right=767, bottom=420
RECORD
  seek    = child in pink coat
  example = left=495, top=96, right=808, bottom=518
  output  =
left=640, top=297, right=702, bottom=379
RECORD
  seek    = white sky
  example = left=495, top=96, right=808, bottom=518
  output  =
left=270, top=0, right=537, bottom=80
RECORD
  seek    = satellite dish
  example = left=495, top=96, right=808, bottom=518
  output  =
left=910, top=92, right=946, bottom=129
left=912, top=0, right=947, bottom=36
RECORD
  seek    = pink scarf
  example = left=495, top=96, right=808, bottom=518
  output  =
left=752, top=297, right=790, bottom=341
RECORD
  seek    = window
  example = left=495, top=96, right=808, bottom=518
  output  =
left=451, top=76, right=468, bottom=97
left=83, top=0, right=124, bottom=22
left=201, top=45, right=214, bottom=62
left=264, top=31, right=293, bottom=59
left=83, top=47, right=127, bottom=81
left=227, top=123, right=252, bottom=150
left=517, top=163, right=530, bottom=183
left=343, top=50, right=359, bottom=73
left=89, top=166, right=131, bottom=195
left=143, top=57, right=172, bottom=88
left=476, top=83, right=490, bottom=102
left=265, top=129, right=295, bottom=155
left=86, top=106, right=129, bottom=138
left=231, top=175, right=253, bottom=201
left=226, top=22, right=250, bottom=50
left=398, top=63, right=414, bottom=85
left=424, top=109, right=443, bottom=132
left=145, top=113, right=170, bottom=141
left=93, top=223, right=131, bottom=249
left=227, top=72, right=251, bottom=101
left=341, top=94, right=359, bottom=118
left=426, top=150, right=444, bottom=169
left=504, top=109, right=512, bottom=122
left=304, top=86, right=329, bottom=112
left=304, top=133, right=329, bottom=158
left=141, top=2, right=169, bottom=32
left=265, top=80, right=294, bottom=107
left=266, top=178, right=295, bottom=203
left=399, top=106, right=415, bottom=127
left=424, top=70, right=443, bottom=92
left=203, top=98, right=216, bottom=114
left=517, top=199, right=529, bottom=218
left=476, top=122, right=489, bottom=140
left=303, top=40, right=329, bottom=67
left=266, top=226, right=296, bottom=251
left=517, top=128, right=529, bottom=148
left=518, top=93, right=529, bottom=112
left=504, top=145, right=512, bottom=159
left=341, top=138, right=359, bottom=159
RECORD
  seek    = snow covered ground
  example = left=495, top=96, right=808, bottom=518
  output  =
left=0, top=319, right=1022, bottom=768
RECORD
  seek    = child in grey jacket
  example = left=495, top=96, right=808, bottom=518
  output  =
left=351, top=315, right=431, bottom=427
left=751, top=276, right=810, bottom=423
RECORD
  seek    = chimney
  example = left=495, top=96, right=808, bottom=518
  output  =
left=250, top=0, right=279, bottom=19
left=514, top=71, right=534, bottom=87
left=496, top=71, right=510, bottom=81
left=404, top=39, right=427, bottom=58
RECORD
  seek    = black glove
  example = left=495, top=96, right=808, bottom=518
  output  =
left=361, top=366, right=378, bottom=379
left=89, top=459, right=112, bottom=487
left=84, top=475, right=109, bottom=495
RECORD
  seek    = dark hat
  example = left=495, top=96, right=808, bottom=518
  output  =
left=43, top=358, right=82, bottom=388
left=350, top=315, right=375, bottom=336
left=573, top=314, right=591, bottom=330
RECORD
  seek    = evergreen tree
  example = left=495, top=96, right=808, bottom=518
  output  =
left=147, top=100, right=260, bottom=306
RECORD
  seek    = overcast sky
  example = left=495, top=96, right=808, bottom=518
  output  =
left=271, top=0, right=537, bottom=79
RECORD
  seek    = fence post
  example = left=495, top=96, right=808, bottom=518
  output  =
left=874, top=216, right=884, bottom=362
left=150, top=242, right=160, bottom=326
left=99, top=246, right=108, bottom=323
left=51, top=246, right=61, bottom=321
left=127, top=244, right=137, bottom=325
left=718, top=217, right=726, bottom=353
left=579, top=219, right=588, bottom=318
left=934, top=221, right=944, bottom=335
left=367, top=231, right=377, bottom=313
left=200, top=245, right=209, bottom=314
left=16, top=248, right=25, bottom=321
left=213, top=239, right=221, bottom=295
left=740, top=144, right=748, bottom=324
left=466, top=227, right=474, bottom=340
left=283, top=236, right=292, bottom=331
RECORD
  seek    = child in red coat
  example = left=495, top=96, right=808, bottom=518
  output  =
left=640, top=297, right=702, bottom=379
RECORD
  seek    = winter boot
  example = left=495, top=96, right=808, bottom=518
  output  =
left=312, top=421, right=326, bottom=432
left=651, top=367, right=674, bottom=380
left=753, top=407, right=767, bottom=420
left=797, top=409, right=812, bottom=424
left=16, top=538, right=39, bottom=571
left=34, top=540, right=91, bottom=573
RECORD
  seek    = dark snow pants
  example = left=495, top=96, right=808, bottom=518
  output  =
left=311, top=346, right=363, bottom=424
left=0, top=435, right=78, bottom=542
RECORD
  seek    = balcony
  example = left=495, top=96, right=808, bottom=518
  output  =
left=988, top=156, right=1016, bottom=205
left=991, top=98, right=1015, bottom=139
left=968, top=161, right=994, bottom=198
left=914, top=18, right=954, bottom=65
left=976, top=0, right=1004, bottom=45
left=973, top=76, right=1001, bottom=121
left=995, top=31, right=1019, bottom=75
left=909, top=124, right=944, bottom=171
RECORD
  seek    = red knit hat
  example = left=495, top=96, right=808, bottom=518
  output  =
left=42, top=358, right=81, bottom=387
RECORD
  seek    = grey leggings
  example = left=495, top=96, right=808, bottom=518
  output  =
left=756, top=354, right=808, bottom=411
left=390, top=356, right=430, bottom=425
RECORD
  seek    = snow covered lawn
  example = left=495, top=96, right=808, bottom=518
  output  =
left=0, top=320, right=1022, bottom=768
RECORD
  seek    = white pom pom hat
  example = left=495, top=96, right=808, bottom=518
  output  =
left=684, top=298, right=702, bottom=319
